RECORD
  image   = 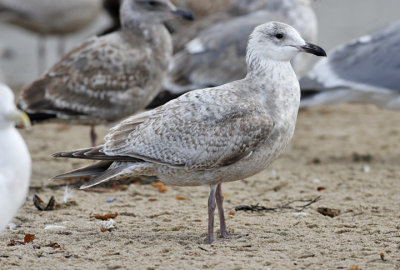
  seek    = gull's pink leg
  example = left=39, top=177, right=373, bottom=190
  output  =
left=206, top=185, right=217, bottom=244
left=215, top=183, right=230, bottom=238
left=216, top=183, right=247, bottom=239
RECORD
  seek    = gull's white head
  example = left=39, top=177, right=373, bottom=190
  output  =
left=0, top=84, right=30, bottom=129
left=246, top=21, right=326, bottom=65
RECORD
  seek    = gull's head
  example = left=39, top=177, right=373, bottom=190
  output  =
left=121, top=0, right=194, bottom=25
left=0, top=84, right=30, bottom=129
left=247, top=22, right=326, bottom=63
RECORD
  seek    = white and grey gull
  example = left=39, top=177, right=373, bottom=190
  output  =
left=52, top=22, right=326, bottom=243
left=300, top=20, right=400, bottom=110
left=0, top=83, right=31, bottom=233
left=18, top=0, right=193, bottom=146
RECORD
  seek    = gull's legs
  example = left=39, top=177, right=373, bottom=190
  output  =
left=90, top=125, right=97, bottom=147
left=38, top=36, right=46, bottom=75
left=215, top=183, right=230, bottom=238
left=57, top=37, right=66, bottom=59
left=206, top=184, right=217, bottom=244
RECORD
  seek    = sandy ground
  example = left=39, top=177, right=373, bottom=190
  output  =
left=0, top=103, right=399, bottom=270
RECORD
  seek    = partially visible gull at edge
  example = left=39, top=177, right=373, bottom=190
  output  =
left=18, top=0, right=194, bottom=146
left=148, top=0, right=317, bottom=108
left=0, top=83, right=31, bottom=233
left=52, top=22, right=326, bottom=244
left=300, top=20, right=400, bottom=110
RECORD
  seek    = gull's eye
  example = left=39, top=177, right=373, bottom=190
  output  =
left=275, top=33, right=284, bottom=39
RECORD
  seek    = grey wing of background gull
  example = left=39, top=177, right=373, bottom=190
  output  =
left=148, top=0, right=317, bottom=108
left=300, top=20, right=400, bottom=110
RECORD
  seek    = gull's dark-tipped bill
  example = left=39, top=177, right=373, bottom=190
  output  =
left=300, top=42, right=327, bottom=57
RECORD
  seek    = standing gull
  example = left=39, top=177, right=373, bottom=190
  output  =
left=18, top=0, right=193, bottom=146
left=0, top=0, right=102, bottom=72
left=0, top=83, right=31, bottom=233
left=148, top=0, right=317, bottom=108
left=52, top=22, right=326, bottom=243
left=300, top=21, right=400, bottom=110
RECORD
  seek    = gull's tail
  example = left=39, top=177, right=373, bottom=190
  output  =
left=52, top=146, right=156, bottom=188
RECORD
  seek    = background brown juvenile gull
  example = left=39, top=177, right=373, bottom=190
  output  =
left=52, top=22, right=326, bottom=243
left=18, top=0, right=193, bottom=146
left=148, top=0, right=317, bottom=108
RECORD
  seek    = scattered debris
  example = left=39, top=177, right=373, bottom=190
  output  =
left=312, top=178, right=321, bottom=184
left=94, top=212, right=118, bottom=220
left=44, top=243, right=61, bottom=249
left=198, top=246, right=209, bottom=252
left=176, top=196, right=190, bottom=201
left=44, top=225, right=67, bottom=230
left=99, top=219, right=115, bottom=232
left=24, top=234, right=35, bottom=243
left=317, top=207, right=341, bottom=218
left=317, top=186, right=326, bottom=191
left=7, top=240, right=24, bottom=247
left=235, top=196, right=321, bottom=212
left=7, top=223, right=18, bottom=230
left=347, top=266, right=359, bottom=270
left=149, top=198, right=158, bottom=201
left=292, top=212, right=307, bottom=216
left=7, top=234, right=39, bottom=249
left=63, top=186, right=74, bottom=203
left=229, top=210, right=236, bottom=216
left=106, top=197, right=116, bottom=203
left=362, top=165, right=371, bottom=173
left=352, top=152, right=373, bottom=162
left=311, top=158, right=321, bottom=164
left=33, top=194, right=55, bottom=211
left=151, top=182, right=168, bottom=193
left=272, top=182, right=288, bottom=192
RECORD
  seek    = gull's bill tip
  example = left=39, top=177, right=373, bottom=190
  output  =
left=300, top=42, right=327, bottom=57
left=5, top=109, right=31, bottom=129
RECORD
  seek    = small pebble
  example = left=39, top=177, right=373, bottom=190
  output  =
left=106, top=197, right=116, bottom=203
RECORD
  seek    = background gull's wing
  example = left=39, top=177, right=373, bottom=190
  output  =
left=301, top=21, right=400, bottom=96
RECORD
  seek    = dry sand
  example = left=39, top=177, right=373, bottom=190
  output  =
left=0, top=103, right=399, bottom=270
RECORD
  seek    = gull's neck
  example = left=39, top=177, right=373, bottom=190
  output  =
left=121, top=16, right=166, bottom=42
left=244, top=57, right=301, bottom=121
left=120, top=11, right=172, bottom=68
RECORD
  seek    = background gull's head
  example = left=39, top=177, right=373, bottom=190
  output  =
left=0, top=84, right=30, bottom=129
left=247, top=21, right=326, bottom=64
